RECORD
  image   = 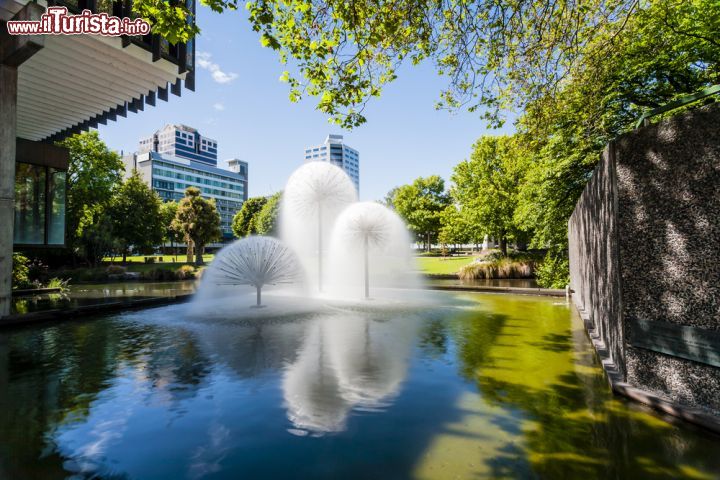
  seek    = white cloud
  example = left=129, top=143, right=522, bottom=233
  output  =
left=196, top=52, right=238, bottom=84
left=213, top=102, right=225, bottom=111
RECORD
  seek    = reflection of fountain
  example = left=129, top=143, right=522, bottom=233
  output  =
left=281, top=162, right=357, bottom=292
left=203, top=236, right=304, bottom=307
left=283, top=314, right=417, bottom=435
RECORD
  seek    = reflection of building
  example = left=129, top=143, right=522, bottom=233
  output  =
left=123, top=147, right=248, bottom=240
left=2, top=0, right=196, bottom=316
left=304, top=135, right=360, bottom=193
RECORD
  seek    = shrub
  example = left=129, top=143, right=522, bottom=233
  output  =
left=46, top=277, right=70, bottom=291
left=144, top=257, right=156, bottom=264
left=141, top=268, right=177, bottom=281
left=536, top=252, right=570, bottom=289
left=458, top=257, right=536, bottom=280
left=12, top=253, right=31, bottom=289
left=175, top=265, right=196, bottom=280
left=106, top=265, right=127, bottom=275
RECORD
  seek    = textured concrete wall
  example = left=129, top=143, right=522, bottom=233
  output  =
left=569, top=103, right=720, bottom=416
left=569, top=146, right=625, bottom=377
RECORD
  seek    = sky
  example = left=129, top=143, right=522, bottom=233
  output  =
left=98, top=5, right=515, bottom=202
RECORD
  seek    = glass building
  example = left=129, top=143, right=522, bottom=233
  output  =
left=124, top=151, right=248, bottom=240
left=304, top=134, right=360, bottom=192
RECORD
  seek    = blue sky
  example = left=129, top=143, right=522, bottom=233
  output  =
left=98, top=5, right=515, bottom=201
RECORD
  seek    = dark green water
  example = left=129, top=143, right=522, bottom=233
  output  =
left=1, top=292, right=718, bottom=479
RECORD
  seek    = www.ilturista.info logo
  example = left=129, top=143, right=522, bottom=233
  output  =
left=6, top=6, right=151, bottom=36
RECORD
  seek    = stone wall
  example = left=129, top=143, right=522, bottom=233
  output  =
left=569, top=103, right=720, bottom=416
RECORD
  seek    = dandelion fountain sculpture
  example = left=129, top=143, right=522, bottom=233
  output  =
left=328, top=202, right=414, bottom=299
left=205, top=236, right=304, bottom=307
left=281, top=162, right=357, bottom=292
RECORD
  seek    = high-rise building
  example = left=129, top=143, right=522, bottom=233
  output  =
left=139, top=124, right=218, bottom=166
left=304, top=134, right=360, bottom=192
left=125, top=127, right=248, bottom=240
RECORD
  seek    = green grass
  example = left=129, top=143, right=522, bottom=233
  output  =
left=103, top=254, right=215, bottom=264
left=415, top=256, right=475, bottom=275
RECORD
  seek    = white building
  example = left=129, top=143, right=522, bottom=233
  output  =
left=304, top=134, right=360, bottom=192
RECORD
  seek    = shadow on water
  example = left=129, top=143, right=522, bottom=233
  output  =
left=0, top=293, right=718, bottom=479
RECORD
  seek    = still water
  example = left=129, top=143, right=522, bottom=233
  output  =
left=1, top=292, right=719, bottom=479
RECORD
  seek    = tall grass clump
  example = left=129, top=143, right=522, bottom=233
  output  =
left=458, top=251, right=537, bottom=280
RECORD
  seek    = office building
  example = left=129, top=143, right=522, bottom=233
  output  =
left=139, top=124, right=218, bottom=166
left=125, top=127, right=248, bottom=240
left=304, top=134, right=360, bottom=192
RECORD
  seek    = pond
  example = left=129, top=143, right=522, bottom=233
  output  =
left=11, top=281, right=196, bottom=314
left=1, top=291, right=718, bottom=479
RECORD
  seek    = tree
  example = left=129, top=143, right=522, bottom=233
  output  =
left=160, top=201, right=183, bottom=256
left=109, top=170, right=164, bottom=263
left=134, top=0, right=639, bottom=128
left=390, top=176, right=449, bottom=251
left=514, top=0, right=720, bottom=250
left=254, top=192, right=282, bottom=236
left=172, top=187, right=222, bottom=265
left=231, top=196, right=268, bottom=238
left=438, top=204, right=471, bottom=254
left=57, top=131, right=124, bottom=264
left=451, top=136, right=526, bottom=257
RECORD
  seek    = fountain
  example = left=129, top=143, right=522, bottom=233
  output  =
left=281, top=162, right=357, bottom=292
left=327, top=202, right=416, bottom=300
left=202, top=236, right=304, bottom=307
left=197, top=162, right=419, bottom=307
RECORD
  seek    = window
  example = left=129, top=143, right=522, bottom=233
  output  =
left=14, top=163, right=66, bottom=245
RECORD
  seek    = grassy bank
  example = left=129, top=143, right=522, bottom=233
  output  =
left=415, top=256, right=476, bottom=275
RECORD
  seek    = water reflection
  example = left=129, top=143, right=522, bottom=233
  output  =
left=284, top=313, right=416, bottom=434
left=0, top=294, right=719, bottom=479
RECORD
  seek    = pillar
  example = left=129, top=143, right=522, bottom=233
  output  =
left=0, top=65, right=17, bottom=317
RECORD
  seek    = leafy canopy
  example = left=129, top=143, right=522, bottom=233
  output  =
left=109, top=170, right=164, bottom=255
left=389, top=175, right=450, bottom=248
left=172, top=187, right=222, bottom=263
left=134, top=0, right=639, bottom=127
left=232, top=196, right=268, bottom=238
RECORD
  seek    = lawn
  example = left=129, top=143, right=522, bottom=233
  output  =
left=415, top=256, right=475, bottom=275
left=103, top=254, right=215, bottom=265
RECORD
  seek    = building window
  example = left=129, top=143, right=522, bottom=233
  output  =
left=13, top=163, right=66, bottom=245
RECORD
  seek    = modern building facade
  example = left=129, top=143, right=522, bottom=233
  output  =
left=124, top=147, right=248, bottom=241
left=139, top=124, right=218, bottom=166
left=2, top=0, right=196, bottom=317
left=304, top=134, right=360, bottom=192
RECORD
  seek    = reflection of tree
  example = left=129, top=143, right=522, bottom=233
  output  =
left=447, top=297, right=720, bottom=478
left=0, top=317, right=211, bottom=478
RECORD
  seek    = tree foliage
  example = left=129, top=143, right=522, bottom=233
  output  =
left=109, top=170, right=164, bottom=261
left=232, top=196, right=268, bottom=238
left=172, top=187, right=222, bottom=265
left=389, top=176, right=449, bottom=250
left=134, top=0, right=642, bottom=127
left=56, top=131, right=124, bottom=265
left=451, top=136, right=526, bottom=256
left=160, top=201, right=183, bottom=245
left=254, top=192, right=282, bottom=236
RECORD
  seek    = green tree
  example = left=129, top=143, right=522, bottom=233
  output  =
left=254, top=192, right=282, bottom=236
left=109, top=170, right=164, bottom=263
left=514, top=0, right=720, bottom=250
left=160, top=201, right=183, bottom=256
left=172, top=187, right=222, bottom=265
left=451, top=136, right=526, bottom=257
left=134, top=0, right=638, bottom=128
left=57, top=131, right=124, bottom=264
left=231, top=196, right=268, bottom=238
left=438, top=205, right=471, bottom=253
left=390, top=176, right=450, bottom=251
